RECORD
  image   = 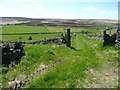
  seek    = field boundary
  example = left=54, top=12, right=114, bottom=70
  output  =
left=1, top=32, right=63, bottom=35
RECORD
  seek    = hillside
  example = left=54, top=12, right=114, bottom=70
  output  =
left=0, top=17, right=31, bottom=25
left=0, top=17, right=117, bottom=27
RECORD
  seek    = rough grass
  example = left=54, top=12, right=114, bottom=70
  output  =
left=1, top=34, right=118, bottom=88
left=24, top=34, right=117, bottom=88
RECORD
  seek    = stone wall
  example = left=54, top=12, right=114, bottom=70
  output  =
left=1, top=37, right=66, bottom=66
left=103, top=30, right=116, bottom=46
left=115, top=29, right=120, bottom=48
left=1, top=42, right=25, bottom=66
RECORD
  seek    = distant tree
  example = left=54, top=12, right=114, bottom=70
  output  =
left=61, top=33, right=64, bottom=37
left=96, top=28, right=99, bottom=30
left=44, top=38, right=46, bottom=40
left=19, top=37, right=22, bottom=42
left=29, top=36, right=32, bottom=40
left=19, top=37, right=22, bottom=40
left=81, top=30, right=84, bottom=33
left=2, top=40, right=4, bottom=43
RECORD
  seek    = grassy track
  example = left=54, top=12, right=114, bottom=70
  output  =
left=25, top=35, right=100, bottom=88
left=25, top=35, right=117, bottom=88
left=1, top=34, right=117, bottom=88
left=1, top=24, right=118, bottom=88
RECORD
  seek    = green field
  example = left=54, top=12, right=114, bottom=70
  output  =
left=1, top=34, right=61, bottom=42
left=1, top=24, right=118, bottom=88
left=2, top=25, right=49, bottom=34
left=1, top=25, right=83, bottom=34
left=1, top=25, right=84, bottom=42
left=1, top=25, right=110, bottom=42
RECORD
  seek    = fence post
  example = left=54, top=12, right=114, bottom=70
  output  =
left=66, top=27, right=71, bottom=47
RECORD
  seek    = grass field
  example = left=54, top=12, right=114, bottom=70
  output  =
left=1, top=25, right=83, bottom=34
left=1, top=34, right=118, bottom=88
left=1, top=25, right=114, bottom=42
left=2, top=25, right=49, bottom=34
left=1, top=34, right=61, bottom=42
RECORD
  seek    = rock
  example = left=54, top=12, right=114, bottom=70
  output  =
left=114, top=69, right=118, bottom=73
left=66, top=83, right=69, bottom=87
left=31, top=74, right=33, bottom=77
left=105, top=73, right=109, bottom=76
left=89, top=69, right=94, bottom=74
left=93, top=77, right=97, bottom=80
left=8, top=81, right=15, bottom=86
left=93, top=84, right=100, bottom=88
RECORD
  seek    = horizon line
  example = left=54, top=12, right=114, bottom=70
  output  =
left=1, top=16, right=118, bottom=20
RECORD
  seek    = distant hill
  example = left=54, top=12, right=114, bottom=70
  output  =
left=0, top=17, right=32, bottom=25
left=1, top=17, right=33, bottom=21
left=0, top=17, right=118, bottom=27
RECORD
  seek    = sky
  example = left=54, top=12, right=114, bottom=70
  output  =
left=0, top=0, right=119, bottom=20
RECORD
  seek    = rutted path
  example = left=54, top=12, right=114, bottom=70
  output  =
left=8, top=58, right=66, bottom=89
left=84, top=41, right=118, bottom=88
left=75, top=35, right=118, bottom=88
left=84, top=61, right=118, bottom=88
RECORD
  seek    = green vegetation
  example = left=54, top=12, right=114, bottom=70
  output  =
left=1, top=25, right=111, bottom=42
left=1, top=34, right=118, bottom=88
left=2, top=25, right=49, bottom=34
left=25, top=35, right=99, bottom=88
left=1, top=24, right=118, bottom=88
left=1, top=25, right=82, bottom=34
left=1, top=34, right=61, bottom=42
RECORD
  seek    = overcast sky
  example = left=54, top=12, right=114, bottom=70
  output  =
left=0, top=0, right=119, bottom=20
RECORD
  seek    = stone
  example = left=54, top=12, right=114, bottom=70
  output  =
left=105, top=73, right=109, bottom=76
left=90, top=69, right=94, bottom=73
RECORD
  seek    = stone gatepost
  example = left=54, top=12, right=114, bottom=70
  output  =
left=66, top=27, right=71, bottom=47
left=116, top=28, right=120, bottom=48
